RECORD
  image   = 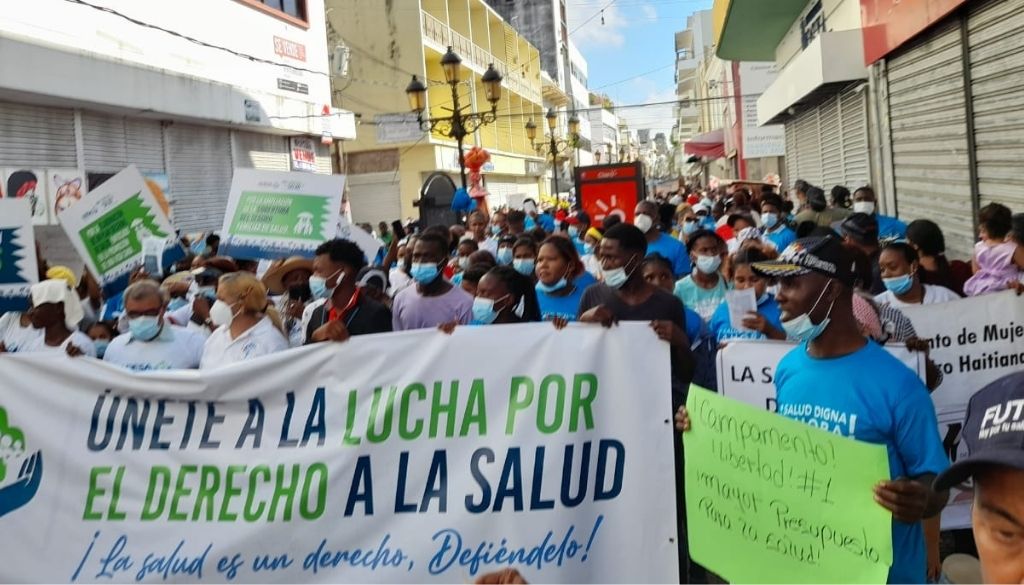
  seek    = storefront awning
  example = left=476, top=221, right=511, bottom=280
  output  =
left=712, top=0, right=807, bottom=61
left=684, top=129, right=725, bottom=159
left=756, top=30, right=867, bottom=125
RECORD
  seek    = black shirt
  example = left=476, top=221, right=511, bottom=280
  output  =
left=578, top=283, right=689, bottom=405
left=304, top=295, right=392, bottom=343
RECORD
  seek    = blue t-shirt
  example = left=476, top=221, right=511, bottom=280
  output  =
left=537, top=213, right=555, bottom=233
left=537, top=283, right=587, bottom=321
left=877, top=214, right=907, bottom=240
left=763, top=225, right=796, bottom=252
left=774, top=341, right=949, bottom=585
left=708, top=294, right=783, bottom=343
left=647, top=232, right=692, bottom=277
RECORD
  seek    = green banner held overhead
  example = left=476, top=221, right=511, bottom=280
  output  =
left=684, top=386, right=893, bottom=584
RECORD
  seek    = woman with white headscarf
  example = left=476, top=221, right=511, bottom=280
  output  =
left=11, top=279, right=96, bottom=356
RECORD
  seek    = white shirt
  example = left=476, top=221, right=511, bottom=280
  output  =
left=200, top=316, right=288, bottom=369
left=478, top=237, right=499, bottom=255
left=0, top=312, right=42, bottom=353
left=582, top=254, right=603, bottom=279
left=875, top=283, right=961, bottom=307
left=104, top=324, right=205, bottom=371
left=300, top=298, right=328, bottom=342
left=20, top=330, right=96, bottom=357
left=166, top=300, right=213, bottom=339
left=388, top=268, right=413, bottom=298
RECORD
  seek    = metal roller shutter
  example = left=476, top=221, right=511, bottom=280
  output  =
left=346, top=172, right=402, bottom=225
left=0, top=101, right=76, bottom=167
left=315, top=143, right=333, bottom=174
left=232, top=131, right=290, bottom=171
left=784, top=118, right=799, bottom=188
left=818, top=96, right=842, bottom=189
left=793, top=108, right=822, bottom=186
left=967, top=0, right=1024, bottom=212
left=887, top=19, right=974, bottom=258
left=81, top=112, right=165, bottom=173
left=167, top=124, right=233, bottom=231
left=839, top=86, right=870, bottom=188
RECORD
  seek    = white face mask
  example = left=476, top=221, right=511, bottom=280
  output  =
left=209, top=300, right=237, bottom=327
left=633, top=214, right=654, bottom=234
left=853, top=201, right=875, bottom=215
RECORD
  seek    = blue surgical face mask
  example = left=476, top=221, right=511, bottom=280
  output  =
left=682, top=220, right=699, bottom=235
left=93, top=339, right=110, bottom=358
left=410, top=262, right=441, bottom=284
left=196, top=285, right=216, bottom=301
left=490, top=225, right=502, bottom=236
left=167, top=297, right=188, bottom=312
left=472, top=295, right=508, bottom=325
left=309, top=269, right=343, bottom=300
left=781, top=280, right=835, bottom=342
left=129, top=316, right=162, bottom=342
left=568, top=226, right=580, bottom=239
left=513, top=258, right=535, bottom=276
left=762, top=212, right=779, bottom=229
left=883, top=273, right=914, bottom=296
left=536, top=268, right=570, bottom=294
left=695, top=254, right=722, bottom=275
left=496, top=248, right=514, bottom=265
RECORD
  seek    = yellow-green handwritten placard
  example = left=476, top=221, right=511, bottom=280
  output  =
left=684, top=386, right=893, bottom=583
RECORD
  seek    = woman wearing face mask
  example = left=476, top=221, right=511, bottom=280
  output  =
left=511, top=238, right=538, bottom=280
left=495, top=235, right=517, bottom=266
left=674, top=229, right=730, bottom=322
left=674, top=206, right=700, bottom=242
left=534, top=237, right=588, bottom=322
left=470, top=266, right=541, bottom=325
left=450, top=238, right=480, bottom=286
left=708, top=248, right=786, bottom=344
left=200, top=272, right=288, bottom=368
left=86, top=322, right=116, bottom=359
left=875, top=242, right=960, bottom=307
left=581, top=227, right=603, bottom=279
left=760, top=194, right=796, bottom=253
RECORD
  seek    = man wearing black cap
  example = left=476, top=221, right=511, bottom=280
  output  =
left=751, top=236, right=950, bottom=583
left=934, top=371, right=1024, bottom=583
left=841, top=212, right=885, bottom=294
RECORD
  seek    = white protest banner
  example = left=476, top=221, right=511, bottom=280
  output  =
left=0, top=199, right=39, bottom=312
left=336, top=215, right=385, bottom=264
left=717, top=340, right=926, bottom=411
left=900, top=291, right=1024, bottom=528
left=219, top=169, right=345, bottom=261
left=0, top=323, right=678, bottom=583
left=56, top=166, right=182, bottom=296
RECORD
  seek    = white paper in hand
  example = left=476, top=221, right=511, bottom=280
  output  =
left=726, top=288, right=757, bottom=331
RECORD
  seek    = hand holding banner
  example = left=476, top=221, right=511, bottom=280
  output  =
left=685, top=386, right=893, bottom=584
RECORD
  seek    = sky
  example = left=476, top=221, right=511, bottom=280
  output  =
left=566, top=0, right=713, bottom=138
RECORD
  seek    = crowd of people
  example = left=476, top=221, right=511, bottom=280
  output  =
left=2, top=177, right=1024, bottom=584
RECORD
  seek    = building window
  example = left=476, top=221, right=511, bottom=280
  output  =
left=242, top=0, right=308, bottom=23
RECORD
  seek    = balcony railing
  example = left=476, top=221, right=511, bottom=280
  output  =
left=421, top=10, right=541, bottom=104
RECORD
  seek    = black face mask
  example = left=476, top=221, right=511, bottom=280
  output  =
left=288, top=283, right=312, bottom=302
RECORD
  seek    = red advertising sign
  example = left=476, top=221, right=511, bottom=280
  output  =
left=273, top=36, right=307, bottom=62
left=860, top=0, right=967, bottom=64
left=576, top=162, right=644, bottom=225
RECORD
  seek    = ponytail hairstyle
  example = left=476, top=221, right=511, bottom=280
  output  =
left=218, top=272, right=285, bottom=334
left=484, top=265, right=542, bottom=322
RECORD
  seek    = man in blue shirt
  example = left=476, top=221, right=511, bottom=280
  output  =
left=751, top=235, right=949, bottom=584
left=759, top=193, right=796, bottom=252
left=634, top=200, right=691, bottom=277
left=853, top=186, right=907, bottom=239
